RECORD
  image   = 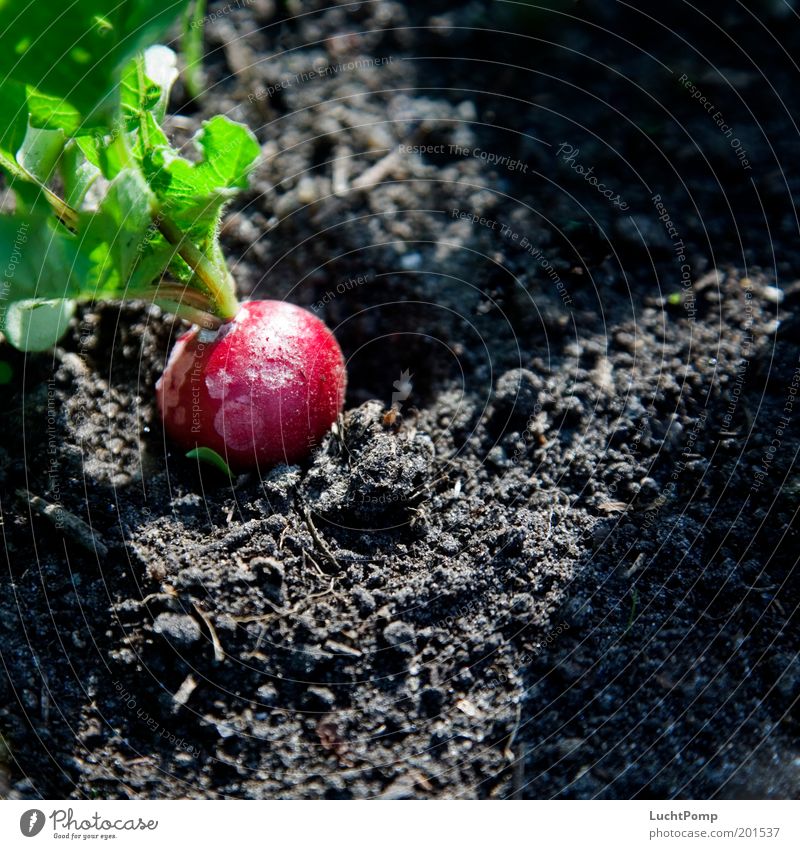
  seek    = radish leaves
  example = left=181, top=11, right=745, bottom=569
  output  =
left=0, top=1, right=259, bottom=351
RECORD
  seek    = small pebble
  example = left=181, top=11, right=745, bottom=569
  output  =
left=152, top=613, right=202, bottom=647
left=762, top=285, right=784, bottom=304
left=400, top=252, right=422, bottom=270
left=383, top=621, right=416, bottom=657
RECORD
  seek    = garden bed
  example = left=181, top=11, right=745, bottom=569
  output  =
left=1, top=0, right=799, bottom=799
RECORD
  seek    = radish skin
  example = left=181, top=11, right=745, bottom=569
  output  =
left=157, top=300, right=346, bottom=469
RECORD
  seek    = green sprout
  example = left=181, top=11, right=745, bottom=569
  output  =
left=0, top=0, right=259, bottom=353
left=185, top=446, right=233, bottom=476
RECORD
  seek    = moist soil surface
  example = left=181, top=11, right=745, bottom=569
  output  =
left=2, top=0, right=800, bottom=799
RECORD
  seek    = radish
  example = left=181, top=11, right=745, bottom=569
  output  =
left=156, top=301, right=346, bottom=470
left=0, top=18, right=350, bottom=472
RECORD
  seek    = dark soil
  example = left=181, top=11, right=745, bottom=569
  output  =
left=2, top=0, right=800, bottom=799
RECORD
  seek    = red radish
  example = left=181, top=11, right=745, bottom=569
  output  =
left=156, top=300, right=346, bottom=469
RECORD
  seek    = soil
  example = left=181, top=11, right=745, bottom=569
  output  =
left=2, top=0, right=800, bottom=799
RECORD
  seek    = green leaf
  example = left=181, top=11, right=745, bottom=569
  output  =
left=0, top=0, right=192, bottom=131
left=2, top=298, right=75, bottom=352
left=145, top=116, right=259, bottom=247
left=143, top=45, right=179, bottom=123
left=16, top=125, right=65, bottom=183
left=121, top=55, right=161, bottom=132
left=84, top=46, right=178, bottom=182
left=0, top=81, right=30, bottom=179
left=186, top=115, right=261, bottom=192
left=0, top=214, right=84, bottom=304
left=60, top=141, right=101, bottom=209
left=25, top=86, right=85, bottom=135
left=119, top=49, right=179, bottom=136
left=0, top=4, right=251, bottom=330
left=75, top=133, right=130, bottom=180
left=77, top=169, right=158, bottom=298
left=185, top=446, right=233, bottom=476
left=120, top=63, right=171, bottom=163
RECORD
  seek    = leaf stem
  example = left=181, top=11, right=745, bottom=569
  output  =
left=148, top=281, right=216, bottom=314
left=39, top=181, right=239, bottom=323
left=43, top=185, right=79, bottom=230
left=155, top=215, right=239, bottom=319
left=155, top=299, right=222, bottom=329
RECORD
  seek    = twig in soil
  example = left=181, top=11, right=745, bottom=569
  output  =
left=17, top=489, right=109, bottom=558
left=597, top=500, right=629, bottom=514
left=624, top=553, right=646, bottom=578
left=332, top=147, right=351, bottom=197
left=770, top=597, right=787, bottom=617
left=455, top=698, right=480, bottom=718
left=323, top=639, right=362, bottom=658
left=693, top=268, right=723, bottom=292
left=305, top=577, right=336, bottom=603
left=241, top=624, right=270, bottom=661
left=192, top=603, right=225, bottom=663
left=350, top=148, right=403, bottom=191
left=234, top=594, right=293, bottom=622
left=171, top=674, right=198, bottom=713
left=138, top=588, right=178, bottom=606
left=302, top=507, right=341, bottom=572
left=302, top=552, right=343, bottom=604
left=503, top=702, right=523, bottom=763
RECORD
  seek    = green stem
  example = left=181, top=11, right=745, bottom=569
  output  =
left=156, top=216, right=239, bottom=319
left=39, top=182, right=239, bottom=323
left=43, top=185, right=79, bottom=230
left=154, top=299, right=222, bottom=329
left=182, top=0, right=208, bottom=99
